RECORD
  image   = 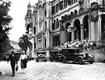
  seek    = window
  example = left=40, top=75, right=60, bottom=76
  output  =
left=52, top=6, right=55, bottom=15
left=53, top=35, right=60, bottom=46
left=45, top=38, right=46, bottom=47
left=74, top=0, right=78, bottom=3
left=34, top=27, right=36, bottom=34
left=45, top=9, right=47, bottom=16
left=34, top=42, right=36, bottom=49
left=64, top=0, right=68, bottom=8
left=52, top=23, right=55, bottom=30
left=56, top=3, right=59, bottom=12
left=56, top=19, right=59, bottom=29
left=68, top=0, right=72, bottom=5
left=59, top=1, right=63, bottom=10
left=45, top=21, right=47, bottom=31
left=74, top=10, right=78, bottom=16
left=103, top=0, right=105, bottom=5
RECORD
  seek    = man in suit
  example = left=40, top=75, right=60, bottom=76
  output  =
left=8, top=51, right=18, bottom=77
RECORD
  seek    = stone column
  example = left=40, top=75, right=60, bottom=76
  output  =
left=97, top=15, right=101, bottom=41
left=61, top=31, right=67, bottom=44
left=88, top=17, right=91, bottom=41
left=31, top=36, right=35, bottom=57
left=42, top=33, right=44, bottom=49
left=90, top=21, right=95, bottom=41
left=96, top=14, right=102, bottom=45
left=72, top=31, right=74, bottom=41
left=80, top=24, right=84, bottom=41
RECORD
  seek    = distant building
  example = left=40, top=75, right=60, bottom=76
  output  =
left=32, top=0, right=52, bottom=57
left=25, top=2, right=35, bottom=57
left=25, top=0, right=105, bottom=57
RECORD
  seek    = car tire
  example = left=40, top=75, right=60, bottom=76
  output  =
left=61, top=56, right=66, bottom=63
left=44, top=60, right=47, bottom=62
left=89, top=61, right=93, bottom=64
left=49, top=57, right=53, bottom=62
left=36, top=59, right=39, bottom=62
left=78, top=57, right=84, bottom=64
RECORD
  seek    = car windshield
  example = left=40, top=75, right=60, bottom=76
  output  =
left=62, top=48, right=81, bottom=53
left=37, top=52, right=46, bottom=56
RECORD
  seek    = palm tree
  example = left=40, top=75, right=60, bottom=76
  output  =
left=18, top=35, right=32, bottom=56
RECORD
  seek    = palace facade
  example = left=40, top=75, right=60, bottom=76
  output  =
left=25, top=0, right=105, bottom=57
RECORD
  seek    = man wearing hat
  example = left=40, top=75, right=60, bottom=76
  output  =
left=8, top=51, right=18, bottom=77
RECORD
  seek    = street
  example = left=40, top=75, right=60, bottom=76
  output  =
left=0, top=61, right=105, bottom=80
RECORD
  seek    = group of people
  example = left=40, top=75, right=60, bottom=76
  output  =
left=60, top=39, right=96, bottom=51
left=8, top=51, right=28, bottom=77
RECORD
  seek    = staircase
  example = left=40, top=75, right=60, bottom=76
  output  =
left=84, top=48, right=105, bottom=62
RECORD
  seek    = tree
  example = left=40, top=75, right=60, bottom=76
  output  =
left=18, top=35, right=32, bottom=56
left=0, top=0, right=12, bottom=54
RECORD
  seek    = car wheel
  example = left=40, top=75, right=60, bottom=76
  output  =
left=61, top=56, right=66, bottom=63
left=36, top=59, right=39, bottom=62
left=44, top=60, right=47, bottom=62
left=49, top=57, right=53, bottom=62
left=78, top=57, right=84, bottom=64
left=89, top=61, right=93, bottom=64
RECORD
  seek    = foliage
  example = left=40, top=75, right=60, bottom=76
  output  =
left=0, top=0, right=12, bottom=53
left=18, top=34, right=32, bottom=54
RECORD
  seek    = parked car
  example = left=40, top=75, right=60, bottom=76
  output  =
left=36, top=52, right=47, bottom=62
left=49, top=50, right=66, bottom=63
left=60, top=48, right=94, bottom=64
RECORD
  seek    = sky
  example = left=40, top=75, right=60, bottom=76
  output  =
left=8, top=0, right=52, bottom=42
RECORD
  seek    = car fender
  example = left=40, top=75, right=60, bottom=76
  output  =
left=57, top=54, right=66, bottom=60
left=75, top=56, right=84, bottom=62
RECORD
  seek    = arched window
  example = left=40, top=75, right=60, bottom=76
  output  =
left=53, top=35, right=60, bottom=46
left=74, top=19, right=81, bottom=40
left=70, top=12, right=74, bottom=18
left=74, top=10, right=78, bottom=16
left=52, top=20, right=55, bottom=30
left=83, top=15, right=89, bottom=39
left=56, top=19, right=59, bottom=29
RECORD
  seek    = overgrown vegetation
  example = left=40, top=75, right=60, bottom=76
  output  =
left=0, top=0, right=12, bottom=54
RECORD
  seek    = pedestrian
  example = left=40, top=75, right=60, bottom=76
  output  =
left=8, top=51, right=18, bottom=77
left=20, top=52, right=28, bottom=73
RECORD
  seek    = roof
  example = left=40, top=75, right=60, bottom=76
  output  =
left=27, top=1, right=31, bottom=8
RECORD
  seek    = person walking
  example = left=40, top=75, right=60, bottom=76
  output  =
left=19, top=52, right=28, bottom=73
left=8, top=51, right=18, bottom=77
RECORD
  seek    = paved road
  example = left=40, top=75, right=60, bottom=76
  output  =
left=0, top=61, right=105, bottom=80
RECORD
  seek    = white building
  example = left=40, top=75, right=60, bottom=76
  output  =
left=26, top=0, right=105, bottom=57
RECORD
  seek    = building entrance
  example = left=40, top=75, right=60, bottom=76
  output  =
left=101, top=14, right=105, bottom=41
left=65, top=22, right=72, bottom=41
left=83, top=15, right=89, bottom=39
left=74, top=19, right=81, bottom=40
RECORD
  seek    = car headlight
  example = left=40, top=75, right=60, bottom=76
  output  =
left=88, top=54, right=92, bottom=57
left=83, top=54, right=86, bottom=57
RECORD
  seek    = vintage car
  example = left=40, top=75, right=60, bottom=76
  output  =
left=36, top=52, right=47, bottom=62
left=49, top=50, right=66, bottom=63
left=60, top=48, right=94, bottom=64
